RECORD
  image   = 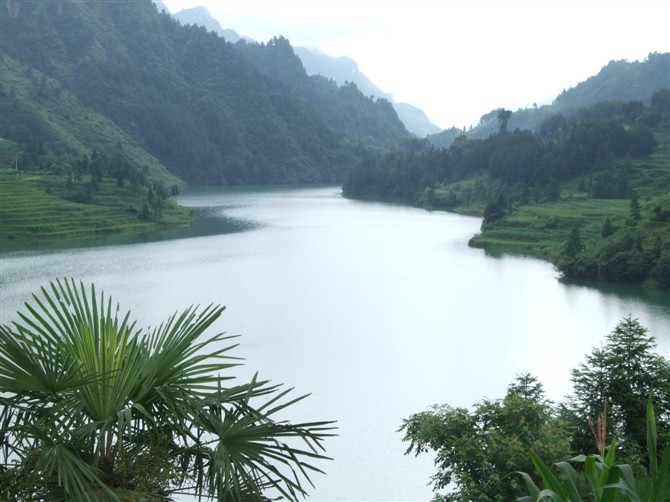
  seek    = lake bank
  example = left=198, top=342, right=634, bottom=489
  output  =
left=0, top=170, right=193, bottom=250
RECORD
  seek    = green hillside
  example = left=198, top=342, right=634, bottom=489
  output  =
left=0, top=139, right=191, bottom=245
left=429, top=52, right=670, bottom=148
left=0, top=0, right=406, bottom=185
left=0, top=55, right=178, bottom=187
left=343, top=90, right=670, bottom=290
left=0, top=0, right=413, bottom=244
left=2, top=170, right=189, bottom=233
left=0, top=170, right=191, bottom=244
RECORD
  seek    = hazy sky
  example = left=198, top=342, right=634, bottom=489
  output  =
left=161, top=0, right=670, bottom=130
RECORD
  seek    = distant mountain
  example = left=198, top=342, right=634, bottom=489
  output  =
left=293, top=48, right=387, bottom=99
left=172, top=6, right=243, bottom=43
left=0, top=1, right=408, bottom=184
left=236, top=37, right=408, bottom=146
left=160, top=5, right=436, bottom=137
left=294, top=47, right=442, bottom=137
left=429, top=52, right=670, bottom=148
left=392, top=102, right=442, bottom=137
left=165, top=4, right=408, bottom=146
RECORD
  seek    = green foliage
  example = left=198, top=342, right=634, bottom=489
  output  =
left=553, top=53, right=670, bottom=114
left=344, top=94, right=670, bottom=289
left=0, top=279, right=334, bottom=500
left=565, top=317, right=670, bottom=463
left=400, top=374, right=572, bottom=501
left=344, top=94, right=665, bottom=207
left=517, top=398, right=670, bottom=501
left=0, top=55, right=178, bottom=187
left=0, top=146, right=193, bottom=244
left=236, top=37, right=408, bottom=147
left=0, top=1, right=399, bottom=185
left=497, top=108, right=513, bottom=134
left=517, top=441, right=634, bottom=502
left=402, top=318, right=669, bottom=501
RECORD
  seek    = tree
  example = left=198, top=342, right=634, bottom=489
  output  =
left=601, top=217, right=615, bottom=238
left=565, top=317, right=670, bottom=463
left=563, top=227, right=583, bottom=257
left=400, top=374, right=571, bottom=501
left=630, top=191, right=641, bottom=222
left=0, top=279, right=334, bottom=501
left=497, top=108, right=512, bottom=134
left=483, top=193, right=507, bottom=225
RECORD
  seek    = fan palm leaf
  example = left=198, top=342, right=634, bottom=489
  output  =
left=0, top=279, right=334, bottom=501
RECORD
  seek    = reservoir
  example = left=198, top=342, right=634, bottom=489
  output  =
left=1, top=185, right=668, bottom=501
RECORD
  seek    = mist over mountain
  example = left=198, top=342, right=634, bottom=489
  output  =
left=293, top=48, right=387, bottom=100
left=165, top=4, right=441, bottom=137
left=172, top=6, right=244, bottom=43
left=294, top=47, right=442, bottom=137
left=235, top=37, right=409, bottom=146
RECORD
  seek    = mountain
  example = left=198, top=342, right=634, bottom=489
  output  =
left=294, top=47, right=442, bottom=137
left=236, top=37, right=409, bottom=147
left=392, top=102, right=443, bottom=137
left=0, top=0, right=408, bottom=185
left=553, top=53, right=670, bottom=111
left=293, top=48, right=387, bottom=99
left=160, top=4, right=437, bottom=137
left=429, top=52, right=670, bottom=148
left=172, top=6, right=243, bottom=43
left=153, top=1, right=168, bottom=14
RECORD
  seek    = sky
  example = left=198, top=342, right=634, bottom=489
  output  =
left=161, top=0, right=670, bottom=130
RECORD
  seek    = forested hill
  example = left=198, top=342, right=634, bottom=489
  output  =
left=343, top=91, right=670, bottom=290
left=430, top=53, right=670, bottom=148
left=236, top=37, right=408, bottom=146
left=0, top=0, right=408, bottom=184
left=293, top=47, right=442, bottom=137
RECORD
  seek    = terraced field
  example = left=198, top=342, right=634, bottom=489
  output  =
left=469, top=199, right=631, bottom=257
left=0, top=171, right=192, bottom=242
left=469, top=132, right=670, bottom=262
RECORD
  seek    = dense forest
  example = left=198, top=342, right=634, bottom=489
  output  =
left=343, top=90, right=670, bottom=289
left=236, top=36, right=409, bottom=146
left=0, top=0, right=407, bottom=185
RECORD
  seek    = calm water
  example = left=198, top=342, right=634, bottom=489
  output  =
left=1, top=185, right=669, bottom=501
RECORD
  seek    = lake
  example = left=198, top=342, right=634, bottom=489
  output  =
left=1, top=185, right=669, bottom=501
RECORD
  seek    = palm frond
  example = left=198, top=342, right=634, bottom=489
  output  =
left=1, top=279, right=335, bottom=501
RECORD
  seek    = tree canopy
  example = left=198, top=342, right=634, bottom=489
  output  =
left=565, top=316, right=670, bottom=463
left=402, top=317, right=670, bottom=501
left=401, top=374, right=571, bottom=501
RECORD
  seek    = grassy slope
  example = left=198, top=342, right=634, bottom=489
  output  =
left=467, top=131, right=670, bottom=261
left=0, top=55, right=179, bottom=187
left=0, top=169, right=192, bottom=243
left=0, top=55, right=191, bottom=246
